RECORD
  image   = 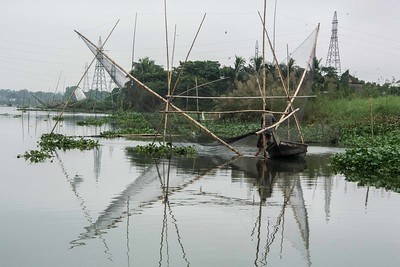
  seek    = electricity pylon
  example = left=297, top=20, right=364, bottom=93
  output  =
left=326, top=11, right=341, bottom=74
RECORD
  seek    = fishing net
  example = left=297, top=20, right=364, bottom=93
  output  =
left=268, top=25, right=319, bottom=143
left=77, top=23, right=319, bottom=153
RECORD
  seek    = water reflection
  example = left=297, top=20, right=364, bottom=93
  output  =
left=5, top=106, right=400, bottom=267
left=228, top=157, right=310, bottom=266
left=63, top=145, right=317, bottom=266
left=54, top=151, right=113, bottom=261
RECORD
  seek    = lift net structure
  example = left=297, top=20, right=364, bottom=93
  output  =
left=77, top=23, right=319, bottom=155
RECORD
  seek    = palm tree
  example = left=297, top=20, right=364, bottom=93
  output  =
left=249, top=56, right=263, bottom=74
left=233, top=55, right=246, bottom=81
left=132, top=57, right=163, bottom=83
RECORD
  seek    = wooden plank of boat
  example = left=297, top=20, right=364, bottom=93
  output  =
left=266, top=132, right=307, bottom=158
left=267, top=141, right=307, bottom=158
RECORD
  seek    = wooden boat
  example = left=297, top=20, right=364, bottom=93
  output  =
left=267, top=132, right=307, bottom=158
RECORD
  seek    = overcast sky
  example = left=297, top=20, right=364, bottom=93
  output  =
left=1, top=0, right=399, bottom=92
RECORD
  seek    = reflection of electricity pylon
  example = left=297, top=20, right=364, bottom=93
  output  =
left=94, top=147, right=102, bottom=183
left=326, top=11, right=341, bottom=74
left=91, top=36, right=108, bottom=100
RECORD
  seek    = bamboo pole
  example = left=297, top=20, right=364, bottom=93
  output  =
left=170, top=95, right=316, bottom=100
left=261, top=0, right=267, bottom=158
left=176, top=77, right=229, bottom=96
left=75, top=30, right=242, bottom=156
left=256, top=108, right=300, bottom=135
left=51, top=19, right=120, bottom=134
left=163, top=0, right=171, bottom=144
left=276, top=24, right=320, bottom=143
left=258, top=14, right=319, bottom=144
left=370, top=96, right=374, bottom=144
left=170, top=13, right=207, bottom=96
left=258, top=11, right=303, bottom=140
left=287, top=44, right=290, bottom=140
left=131, top=13, right=138, bottom=69
left=162, top=109, right=287, bottom=115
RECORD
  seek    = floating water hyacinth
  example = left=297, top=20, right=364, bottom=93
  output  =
left=18, top=133, right=99, bottom=163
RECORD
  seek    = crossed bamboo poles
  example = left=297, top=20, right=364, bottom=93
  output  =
left=75, top=30, right=242, bottom=156
left=71, top=3, right=318, bottom=157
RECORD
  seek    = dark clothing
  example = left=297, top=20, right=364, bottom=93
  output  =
left=256, top=113, right=276, bottom=148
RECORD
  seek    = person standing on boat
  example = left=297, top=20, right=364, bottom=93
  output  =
left=255, top=109, right=276, bottom=156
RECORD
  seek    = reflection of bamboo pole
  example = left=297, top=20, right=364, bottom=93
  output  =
left=365, top=186, right=370, bottom=207
left=75, top=31, right=242, bottom=156
left=55, top=152, right=112, bottom=258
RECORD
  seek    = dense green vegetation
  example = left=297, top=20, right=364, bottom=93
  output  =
left=126, top=143, right=196, bottom=158
left=319, top=96, right=400, bottom=191
left=331, top=146, right=400, bottom=192
left=5, top=55, right=400, bottom=191
left=18, top=133, right=99, bottom=163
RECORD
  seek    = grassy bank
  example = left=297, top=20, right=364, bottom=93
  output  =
left=314, top=95, right=400, bottom=192
left=303, top=95, right=400, bottom=145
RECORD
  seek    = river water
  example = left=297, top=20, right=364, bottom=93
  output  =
left=1, top=106, right=400, bottom=267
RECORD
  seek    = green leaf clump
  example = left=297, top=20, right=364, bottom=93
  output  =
left=77, top=118, right=108, bottom=126
left=331, top=145, right=400, bottom=192
left=18, top=133, right=99, bottom=163
left=126, top=143, right=196, bottom=158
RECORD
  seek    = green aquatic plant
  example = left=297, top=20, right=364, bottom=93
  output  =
left=331, top=145, right=400, bottom=192
left=53, top=115, right=64, bottom=121
left=18, top=133, right=99, bottom=163
left=77, top=118, right=108, bottom=126
left=100, top=127, right=157, bottom=137
left=126, top=143, right=196, bottom=158
left=18, top=149, right=54, bottom=163
left=38, top=133, right=99, bottom=151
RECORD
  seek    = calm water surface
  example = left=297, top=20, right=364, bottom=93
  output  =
left=1, top=106, right=400, bottom=267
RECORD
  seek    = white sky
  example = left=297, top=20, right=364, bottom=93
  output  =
left=1, top=0, right=399, bottom=92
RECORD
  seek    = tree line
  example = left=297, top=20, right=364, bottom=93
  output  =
left=2, top=56, right=398, bottom=116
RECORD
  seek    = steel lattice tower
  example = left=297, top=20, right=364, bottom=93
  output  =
left=91, top=37, right=108, bottom=99
left=326, top=11, right=341, bottom=74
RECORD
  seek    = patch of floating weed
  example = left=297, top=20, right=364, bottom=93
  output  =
left=126, top=143, right=196, bottom=158
left=18, top=133, right=99, bottom=163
